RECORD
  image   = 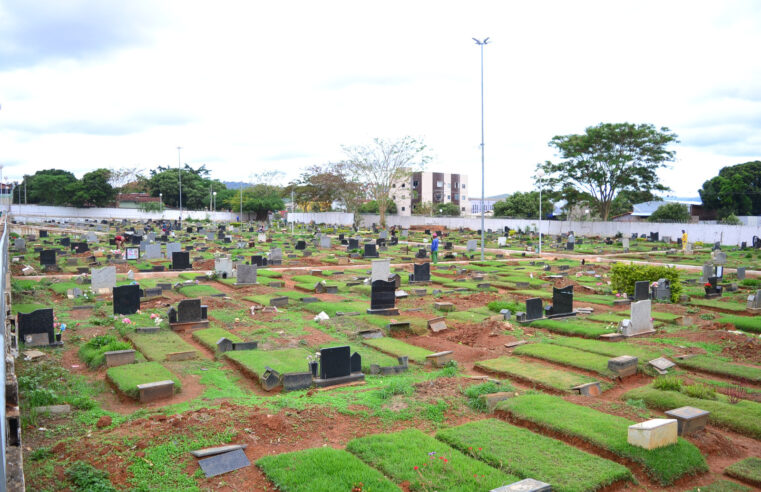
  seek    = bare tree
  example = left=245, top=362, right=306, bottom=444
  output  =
left=109, top=167, right=145, bottom=191
left=343, top=137, right=430, bottom=227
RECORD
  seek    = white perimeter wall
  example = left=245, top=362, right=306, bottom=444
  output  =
left=9, top=204, right=246, bottom=222
left=287, top=212, right=761, bottom=246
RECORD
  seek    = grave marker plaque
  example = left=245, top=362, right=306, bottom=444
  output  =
left=113, top=284, right=141, bottom=315
left=18, top=308, right=55, bottom=346
left=319, top=345, right=351, bottom=380
left=172, top=251, right=191, bottom=270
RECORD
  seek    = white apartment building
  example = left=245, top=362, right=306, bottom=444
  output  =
left=391, top=172, right=469, bottom=216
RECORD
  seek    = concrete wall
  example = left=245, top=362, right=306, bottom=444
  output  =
left=8, top=204, right=246, bottom=222
left=287, top=211, right=761, bottom=246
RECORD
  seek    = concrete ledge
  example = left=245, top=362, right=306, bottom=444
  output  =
left=627, top=418, right=678, bottom=450
left=137, top=380, right=175, bottom=403
left=165, top=350, right=197, bottom=361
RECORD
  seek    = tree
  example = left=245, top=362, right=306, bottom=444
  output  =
left=109, top=167, right=145, bottom=192
left=412, top=201, right=433, bottom=216
left=699, top=161, right=761, bottom=218
left=146, top=164, right=232, bottom=210
left=493, top=191, right=554, bottom=219
left=434, top=202, right=460, bottom=217
left=609, top=189, right=657, bottom=218
left=224, top=183, right=284, bottom=220
left=358, top=200, right=397, bottom=214
left=24, top=169, right=78, bottom=205
left=647, top=203, right=690, bottom=223
left=537, top=123, right=678, bottom=220
left=343, top=137, right=430, bottom=227
left=68, top=169, right=116, bottom=207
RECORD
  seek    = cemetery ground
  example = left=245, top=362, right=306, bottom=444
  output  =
left=11, top=221, right=761, bottom=491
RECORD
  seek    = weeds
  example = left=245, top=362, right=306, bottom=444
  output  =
left=65, top=461, right=116, bottom=492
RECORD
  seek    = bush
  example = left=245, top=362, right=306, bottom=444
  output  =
left=78, top=334, right=132, bottom=368
left=487, top=300, right=522, bottom=313
left=653, top=375, right=682, bottom=391
left=647, top=203, right=690, bottom=223
left=682, top=383, right=717, bottom=400
left=720, top=214, right=742, bottom=225
left=65, top=461, right=116, bottom=492
left=610, top=263, right=682, bottom=303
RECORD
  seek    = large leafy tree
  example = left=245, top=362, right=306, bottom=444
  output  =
left=648, top=203, right=691, bottom=223
left=434, top=202, right=460, bottom=217
left=699, top=161, right=761, bottom=218
left=224, top=183, right=285, bottom=221
left=493, top=191, right=554, bottom=219
left=146, top=164, right=232, bottom=210
left=343, top=137, right=430, bottom=227
left=68, top=168, right=116, bottom=207
left=24, top=169, right=78, bottom=205
left=537, top=123, right=678, bottom=220
left=285, top=164, right=356, bottom=212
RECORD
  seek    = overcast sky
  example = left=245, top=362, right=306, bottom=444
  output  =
left=1, top=0, right=759, bottom=197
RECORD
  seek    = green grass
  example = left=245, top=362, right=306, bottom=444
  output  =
left=496, top=394, right=707, bottom=485
left=513, top=343, right=615, bottom=377
left=677, top=354, right=761, bottom=383
left=725, top=457, right=761, bottom=486
left=300, top=300, right=368, bottom=317
left=12, top=302, right=47, bottom=314
left=127, top=331, right=198, bottom=361
left=256, top=269, right=283, bottom=278
left=106, top=361, right=180, bottom=399
left=362, top=338, right=433, bottom=364
left=256, top=447, right=398, bottom=492
left=475, top=356, right=604, bottom=392
left=529, top=319, right=616, bottom=338
left=347, top=428, right=517, bottom=491
left=437, top=419, right=633, bottom=492
left=688, top=298, right=746, bottom=311
left=224, top=348, right=310, bottom=376
left=177, top=284, right=223, bottom=297
left=192, top=327, right=242, bottom=352
left=544, top=336, right=663, bottom=361
left=715, top=315, right=761, bottom=334
left=623, top=385, right=761, bottom=440
left=65, top=461, right=117, bottom=492
left=78, top=334, right=133, bottom=368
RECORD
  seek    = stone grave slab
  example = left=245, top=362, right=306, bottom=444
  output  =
left=91, top=266, right=116, bottom=294
left=627, top=418, right=678, bottom=450
left=608, top=355, right=638, bottom=377
left=198, top=448, right=251, bottom=478
left=137, top=380, right=175, bottom=402
left=426, top=350, right=453, bottom=368
left=105, top=349, right=136, bottom=367
left=664, top=406, right=710, bottom=436
left=649, top=357, right=675, bottom=374
left=236, top=264, right=257, bottom=285
left=490, top=478, right=552, bottom=492
left=427, top=317, right=447, bottom=333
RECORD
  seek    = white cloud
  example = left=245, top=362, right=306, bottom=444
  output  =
left=0, top=0, right=759, bottom=199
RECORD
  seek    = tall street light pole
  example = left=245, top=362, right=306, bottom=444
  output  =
left=177, top=146, right=183, bottom=223
left=473, top=37, right=489, bottom=261
left=537, top=170, right=545, bottom=256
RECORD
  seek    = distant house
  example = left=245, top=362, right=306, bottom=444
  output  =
left=116, top=193, right=160, bottom=209
left=613, top=197, right=714, bottom=222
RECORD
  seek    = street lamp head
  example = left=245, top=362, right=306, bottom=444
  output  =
left=473, top=37, right=490, bottom=45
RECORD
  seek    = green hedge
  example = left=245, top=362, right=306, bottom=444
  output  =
left=610, top=263, right=682, bottom=303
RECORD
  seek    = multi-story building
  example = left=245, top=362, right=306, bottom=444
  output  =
left=391, top=172, right=469, bottom=216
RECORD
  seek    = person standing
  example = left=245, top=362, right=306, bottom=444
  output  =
left=431, top=233, right=439, bottom=264
left=682, top=230, right=688, bottom=251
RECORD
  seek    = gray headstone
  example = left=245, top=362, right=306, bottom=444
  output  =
left=236, top=264, right=257, bottom=285
left=737, top=267, right=746, bottom=281
left=143, top=243, right=162, bottom=259
left=215, top=257, right=233, bottom=279
left=166, top=242, right=182, bottom=258
left=466, top=239, right=477, bottom=252
left=198, top=449, right=250, bottom=478
left=627, top=299, right=654, bottom=336
left=91, top=266, right=117, bottom=293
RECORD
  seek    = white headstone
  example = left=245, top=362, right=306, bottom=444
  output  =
left=143, top=243, right=162, bottom=259
left=626, top=299, right=654, bottom=336
left=215, top=257, right=233, bottom=278
left=91, top=266, right=117, bottom=294
left=466, top=239, right=478, bottom=252
left=498, top=237, right=507, bottom=246
left=371, top=258, right=391, bottom=282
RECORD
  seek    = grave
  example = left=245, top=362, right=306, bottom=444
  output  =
left=215, top=257, right=233, bottom=279
left=198, top=448, right=251, bottom=478
left=364, top=243, right=378, bottom=258
left=649, top=357, right=676, bottom=374
left=282, top=372, right=313, bottom=391
left=18, top=308, right=57, bottom=347
left=137, top=380, right=175, bottom=403
left=410, top=262, right=431, bottom=283
left=369, top=356, right=409, bottom=376
left=39, top=249, right=56, bottom=266
left=72, top=242, right=89, bottom=253
left=172, top=251, right=191, bottom=270
left=608, top=356, right=638, bottom=377
left=664, top=406, right=710, bottom=436
left=746, top=289, right=761, bottom=311
left=621, top=299, right=655, bottom=337
left=737, top=267, right=746, bottom=281
left=125, top=246, right=140, bottom=260
left=216, top=338, right=259, bottom=353
left=113, top=284, right=141, bottom=315
left=627, top=419, right=677, bottom=450
left=168, top=299, right=209, bottom=331
left=166, top=242, right=182, bottom=259
left=313, top=345, right=364, bottom=388
left=268, top=248, right=282, bottom=265
left=105, top=349, right=136, bottom=367
left=236, top=264, right=257, bottom=285
left=704, top=276, right=722, bottom=298
left=426, top=351, right=454, bottom=368
left=367, top=280, right=399, bottom=315
left=370, top=258, right=391, bottom=283
left=347, top=238, right=359, bottom=250
left=652, top=278, right=671, bottom=301
left=143, top=243, right=162, bottom=259
left=547, top=285, right=574, bottom=318
left=427, top=317, right=447, bottom=332
left=518, top=298, right=543, bottom=323
left=466, top=239, right=477, bottom=252
left=91, top=266, right=116, bottom=294
left=571, top=381, right=601, bottom=397
left=634, top=281, right=650, bottom=301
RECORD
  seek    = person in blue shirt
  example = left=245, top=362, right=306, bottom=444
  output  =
left=431, top=233, right=439, bottom=264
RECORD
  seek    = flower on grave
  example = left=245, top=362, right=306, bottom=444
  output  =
left=413, top=466, right=418, bottom=470
left=150, top=313, right=158, bottom=319
left=122, top=318, right=132, bottom=324
left=704, top=282, right=712, bottom=287
left=60, top=324, right=66, bottom=332
left=651, top=281, right=659, bottom=287
left=596, top=282, right=602, bottom=286
left=154, top=317, right=162, bottom=325
left=615, top=293, right=621, bottom=297
left=234, top=318, right=240, bottom=323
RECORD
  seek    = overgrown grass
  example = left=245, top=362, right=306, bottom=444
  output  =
left=257, top=447, right=399, bottom=492
left=462, top=381, right=507, bottom=412
left=437, top=419, right=633, bottom=492
left=362, top=338, right=433, bottom=363
left=127, top=330, right=198, bottom=361
left=106, top=361, right=181, bottom=399
left=513, top=343, right=615, bottom=377
left=677, top=354, right=761, bottom=383
left=497, top=394, right=707, bottom=485
left=725, top=457, right=761, bottom=486
left=529, top=319, right=616, bottom=338
left=715, top=315, right=761, bottom=334
left=78, top=334, right=133, bottom=368
left=623, top=385, right=761, bottom=440
left=544, top=336, right=662, bottom=361
left=476, top=356, right=604, bottom=392
left=347, top=428, right=517, bottom=491
left=65, top=461, right=116, bottom=492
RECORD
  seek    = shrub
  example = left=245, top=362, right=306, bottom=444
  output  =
left=653, top=375, right=682, bottom=391
left=682, top=383, right=717, bottom=400
left=78, top=334, right=132, bottom=368
left=65, top=461, right=117, bottom=492
left=720, top=214, right=742, bottom=225
left=610, top=263, right=682, bottom=302
left=647, top=203, right=690, bottom=223
left=487, top=300, right=522, bottom=313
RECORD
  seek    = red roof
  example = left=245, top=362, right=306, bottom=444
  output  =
left=116, top=193, right=160, bottom=203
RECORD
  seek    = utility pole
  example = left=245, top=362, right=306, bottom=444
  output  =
left=473, top=37, right=490, bottom=261
left=177, top=146, right=183, bottom=223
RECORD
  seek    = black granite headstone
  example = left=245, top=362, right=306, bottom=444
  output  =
left=295, top=240, right=306, bottom=250
left=177, top=299, right=203, bottom=323
left=59, top=237, right=70, bottom=247
left=364, top=244, right=378, bottom=258
left=370, top=280, right=396, bottom=310
left=39, top=230, right=48, bottom=238
left=113, top=284, right=140, bottom=315
left=350, top=352, right=362, bottom=373
left=551, top=286, right=573, bottom=316
left=72, top=242, right=89, bottom=254
left=251, top=255, right=264, bottom=266
left=413, top=262, right=430, bottom=282
left=634, top=281, right=650, bottom=301
left=18, top=308, right=55, bottom=345
left=319, top=345, right=351, bottom=379
left=172, top=251, right=191, bottom=270
left=39, top=250, right=56, bottom=265
left=348, top=238, right=359, bottom=250
left=525, top=297, right=543, bottom=321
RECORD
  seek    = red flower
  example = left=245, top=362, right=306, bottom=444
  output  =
left=414, top=466, right=418, bottom=470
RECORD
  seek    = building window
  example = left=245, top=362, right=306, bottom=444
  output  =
left=454, top=193, right=459, bottom=200
left=447, top=195, right=451, bottom=200
left=453, top=182, right=458, bottom=188
left=461, top=207, right=465, bottom=212
left=436, top=181, right=444, bottom=187
left=413, top=180, right=419, bottom=187
left=401, top=207, right=405, bottom=211
left=462, top=184, right=466, bottom=189
left=401, top=183, right=405, bottom=188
